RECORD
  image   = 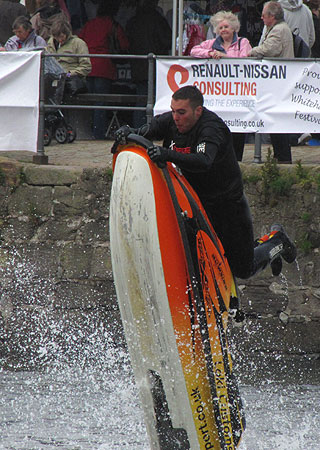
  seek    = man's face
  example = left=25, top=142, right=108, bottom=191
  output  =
left=261, top=7, right=275, bottom=27
left=14, top=26, right=30, bottom=42
left=170, top=98, right=202, bottom=134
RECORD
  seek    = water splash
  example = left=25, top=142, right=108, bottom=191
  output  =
left=0, top=247, right=125, bottom=371
left=0, top=247, right=150, bottom=448
left=1, top=249, right=319, bottom=448
left=294, top=258, right=303, bottom=287
left=238, top=384, right=320, bottom=450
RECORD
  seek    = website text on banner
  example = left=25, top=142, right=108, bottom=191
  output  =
left=155, top=58, right=320, bottom=134
left=0, top=51, right=41, bottom=152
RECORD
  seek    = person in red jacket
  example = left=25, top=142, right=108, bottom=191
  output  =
left=79, top=2, right=129, bottom=139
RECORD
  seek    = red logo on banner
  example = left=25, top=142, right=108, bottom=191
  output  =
left=167, top=64, right=189, bottom=92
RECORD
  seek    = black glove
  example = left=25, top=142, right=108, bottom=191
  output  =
left=114, top=125, right=136, bottom=145
left=147, top=145, right=169, bottom=163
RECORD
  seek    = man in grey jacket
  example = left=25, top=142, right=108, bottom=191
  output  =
left=279, top=0, right=315, bottom=48
left=4, top=15, right=46, bottom=50
left=249, top=1, right=293, bottom=163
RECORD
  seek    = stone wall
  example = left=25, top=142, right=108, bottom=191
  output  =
left=0, top=157, right=319, bottom=378
left=0, top=159, right=122, bottom=369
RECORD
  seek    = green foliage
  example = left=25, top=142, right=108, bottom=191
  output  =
left=105, top=168, right=113, bottom=179
left=301, top=212, right=311, bottom=223
left=295, top=160, right=310, bottom=182
left=298, top=232, right=313, bottom=255
left=242, top=173, right=261, bottom=184
left=269, top=172, right=295, bottom=196
left=260, top=148, right=280, bottom=200
left=259, top=148, right=295, bottom=202
left=19, top=170, right=27, bottom=185
left=314, top=173, right=320, bottom=192
left=293, top=160, right=314, bottom=188
left=253, top=152, right=319, bottom=203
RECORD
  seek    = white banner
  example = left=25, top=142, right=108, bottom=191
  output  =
left=155, top=58, right=320, bottom=134
left=0, top=51, right=41, bottom=152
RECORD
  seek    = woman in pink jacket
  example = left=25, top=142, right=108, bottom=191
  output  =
left=191, top=10, right=252, bottom=59
left=191, top=11, right=252, bottom=160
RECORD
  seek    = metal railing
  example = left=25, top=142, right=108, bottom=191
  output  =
left=35, top=53, right=319, bottom=165
left=35, top=52, right=156, bottom=164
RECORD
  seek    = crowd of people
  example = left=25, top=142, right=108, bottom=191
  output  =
left=0, top=0, right=319, bottom=153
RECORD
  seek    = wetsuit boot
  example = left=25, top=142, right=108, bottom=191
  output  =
left=253, top=224, right=297, bottom=276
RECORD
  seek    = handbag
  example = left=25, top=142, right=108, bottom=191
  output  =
left=64, top=75, right=88, bottom=96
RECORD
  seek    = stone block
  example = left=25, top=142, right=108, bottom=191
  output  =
left=59, top=243, right=93, bottom=279
left=3, top=244, right=60, bottom=280
left=80, top=219, right=109, bottom=244
left=80, top=167, right=112, bottom=194
left=0, top=186, right=10, bottom=216
left=0, top=305, right=124, bottom=370
left=0, top=218, right=36, bottom=243
left=52, top=280, right=116, bottom=309
left=90, top=245, right=113, bottom=280
left=34, top=219, right=78, bottom=242
left=0, top=158, right=23, bottom=186
left=53, top=186, right=90, bottom=216
left=23, top=166, right=81, bottom=186
left=8, top=185, right=53, bottom=217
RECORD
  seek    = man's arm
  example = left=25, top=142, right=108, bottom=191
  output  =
left=306, top=6, right=316, bottom=48
left=73, top=40, right=91, bottom=77
left=249, top=27, right=284, bottom=58
left=148, top=141, right=219, bottom=173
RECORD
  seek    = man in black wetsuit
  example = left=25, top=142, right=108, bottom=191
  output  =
left=115, top=85, right=296, bottom=279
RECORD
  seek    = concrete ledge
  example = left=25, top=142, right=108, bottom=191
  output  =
left=23, top=165, right=83, bottom=185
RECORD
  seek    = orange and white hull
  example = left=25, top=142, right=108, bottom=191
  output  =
left=110, top=144, right=245, bottom=450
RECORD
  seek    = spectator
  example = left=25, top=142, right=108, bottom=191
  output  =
left=205, top=0, right=233, bottom=38
left=25, top=0, right=38, bottom=14
left=303, top=0, right=320, bottom=143
left=280, top=0, right=316, bottom=146
left=259, top=0, right=315, bottom=51
left=306, top=0, right=320, bottom=57
left=46, top=20, right=91, bottom=78
left=64, top=0, right=87, bottom=33
left=4, top=15, right=47, bottom=50
left=279, top=0, right=315, bottom=48
left=79, top=1, right=129, bottom=139
left=31, top=0, right=70, bottom=42
left=0, top=0, right=29, bottom=46
left=126, top=0, right=171, bottom=127
left=191, top=11, right=252, bottom=161
left=260, top=0, right=315, bottom=147
left=249, top=1, right=293, bottom=163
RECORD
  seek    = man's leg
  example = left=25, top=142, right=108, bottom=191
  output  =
left=270, top=134, right=292, bottom=163
left=206, top=195, right=255, bottom=279
left=232, top=132, right=246, bottom=161
left=253, top=224, right=296, bottom=275
left=206, top=196, right=296, bottom=279
left=88, top=77, right=112, bottom=140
